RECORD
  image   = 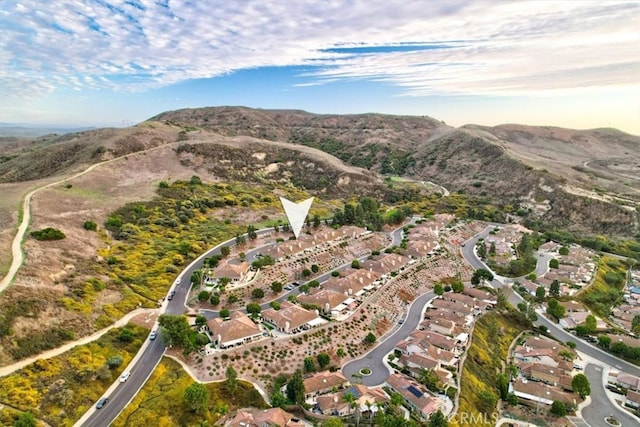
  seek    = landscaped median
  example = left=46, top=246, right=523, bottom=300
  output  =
left=0, top=323, right=148, bottom=426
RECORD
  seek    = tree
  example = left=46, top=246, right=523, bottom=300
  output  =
left=471, top=268, right=494, bottom=285
left=535, top=285, right=546, bottom=302
left=13, top=412, right=37, bottom=427
left=220, top=309, right=230, bottom=319
left=198, top=290, right=210, bottom=302
left=107, top=355, right=123, bottom=369
left=489, top=241, right=497, bottom=256
left=83, top=220, right=97, bottom=231
left=311, top=264, right=320, bottom=273
left=286, top=369, right=305, bottom=405
left=428, top=410, right=448, bottom=427
left=550, top=280, right=560, bottom=297
left=220, top=246, right=231, bottom=257
left=506, top=393, right=519, bottom=405
left=184, top=382, right=209, bottom=414
left=496, top=373, right=509, bottom=400
left=451, top=280, right=464, bottom=293
left=337, top=348, right=346, bottom=358
left=270, top=281, right=283, bottom=293
left=317, top=353, right=331, bottom=369
left=550, top=400, right=567, bottom=417
left=226, top=365, right=238, bottom=396
left=246, top=302, right=261, bottom=318
left=351, top=259, right=361, bottom=269
left=434, top=283, right=444, bottom=296
left=251, top=288, right=265, bottom=299
left=195, top=314, right=207, bottom=328
left=324, top=417, right=344, bottom=427
left=477, top=390, right=497, bottom=414
left=210, top=293, right=220, bottom=306
left=566, top=340, right=577, bottom=349
left=549, top=258, right=559, bottom=269
left=247, top=225, right=258, bottom=240
left=572, top=373, right=591, bottom=399
left=633, top=315, right=640, bottom=334
left=342, top=391, right=357, bottom=421
left=304, top=356, right=316, bottom=373
left=584, top=315, right=597, bottom=334
left=158, top=314, right=192, bottom=349
left=575, top=325, right=589, bottom=337
left=418, top=368, right=439, bottom=392
left=496, top=289, right=507, bottom=311
left=547, top=298, right=565, bottom=320
left=270, top=301, right=281, bottom=310
left=559, top=246, right=569, bottom=256
left=598, top=334, right=611, bottom=349
left=270, top=390, right=287, bottom=408
left=364, top=332, right=376, bottom=344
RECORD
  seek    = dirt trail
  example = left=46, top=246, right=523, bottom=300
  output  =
left=0, top=143, right=175, bottom=294
left=0, top=308, right=157, bottom=377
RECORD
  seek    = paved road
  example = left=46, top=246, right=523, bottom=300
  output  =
left=342, top=291, right=435, bottom=386
left=78, top=221, right=410, bottom=426
left=461, top=224, right=640, bottom=426
left=581, top=363, right=638, bottom=427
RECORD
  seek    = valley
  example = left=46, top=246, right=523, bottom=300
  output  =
left=0, top=108, right=638, bottom=427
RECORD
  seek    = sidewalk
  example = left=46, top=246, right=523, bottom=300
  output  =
left=0, top=308, right=157, bottom=377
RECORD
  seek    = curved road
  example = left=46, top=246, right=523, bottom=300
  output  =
left=342, top=291, right=435, bottom=386
left=78, top=221, right=409, bottom=426
left=461, top=225, right=640, bottom=426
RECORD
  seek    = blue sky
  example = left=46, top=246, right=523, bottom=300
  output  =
left=1, top=0, right=639, bottom=134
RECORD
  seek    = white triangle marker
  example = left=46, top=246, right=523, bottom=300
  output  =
left=279, top=196, right=314, bottom=238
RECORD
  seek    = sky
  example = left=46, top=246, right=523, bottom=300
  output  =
left=1, top=0, right=639, bottom=134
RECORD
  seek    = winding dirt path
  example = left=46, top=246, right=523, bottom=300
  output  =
left=0, top=144, right=175, bottom=294
left=0, top=308, right=157, bottom=377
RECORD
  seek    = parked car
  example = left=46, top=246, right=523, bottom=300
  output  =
left=167, top=291, right=175, bottom=300
left=284, top=284, right=294, bottom=291
left=96, top=397, right=108, bottom=409
left=149, top=330, right=158, bottom=340
left=119, top=371, right=131, bottom=382
left=175, top=278, right=181, bottom=285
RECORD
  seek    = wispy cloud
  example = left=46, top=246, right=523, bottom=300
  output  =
left=0, top=0, right=638, bottom=100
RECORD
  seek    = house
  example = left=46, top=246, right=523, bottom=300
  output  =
left=210, top=259, right=250, bottom=283
left=420, top=318, right=455, bottom=336
left=261, top=301, right=319, bottom=334
left=398, top=353, right=440, bottom=375
left=626, top=390, right=640, bottom=409
left=430, top=299, right=474, bottom=317
left=386, top=374, right=445, bottom=419
left=513, top=346, right=560, bottom=367
left=615, top=373, right=640, bottom=392
left=511, top=378, right=575, bottom=406
left=297, top=289, right=348, bottom=314
left=316, top=385, right=389, bottom=416
left=206, top=312, right=264, bottom=349
left=519, top=363, right=571, bottom=386
left=423, top=308, right=469, bottom=327
left=463, top=287, right=497, bottom=304
left=303, top=371, right=349, bottom=401
left=559, top=301, right=586, bottom=313
left=220, top=407, right=301, bottom=426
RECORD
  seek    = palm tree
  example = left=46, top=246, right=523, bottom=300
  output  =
left=365, top=400, right=372, bottom=424
left=342, top=391, right=356, bottom=423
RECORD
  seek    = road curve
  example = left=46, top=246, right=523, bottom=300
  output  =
left=581, top=363, right=638, bottom=427
left=342, top=291, right=435, bottom=386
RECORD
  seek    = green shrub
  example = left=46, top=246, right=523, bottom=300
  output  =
left=30, top=227, right=65, bottom=241
left=83, top=220, right=97, bottom=231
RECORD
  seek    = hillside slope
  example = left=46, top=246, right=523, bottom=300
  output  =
left=151, top=107, right=640, bottom=238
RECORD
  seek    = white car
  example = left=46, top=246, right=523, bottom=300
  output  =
left=175, top=278, right=181, bottom=285
left=119, top=371, right=131, bottom=382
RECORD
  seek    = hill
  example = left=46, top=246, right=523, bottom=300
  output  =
left=152, top=107, right=640, bottom=238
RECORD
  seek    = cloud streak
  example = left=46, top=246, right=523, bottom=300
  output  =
left=0, top=0, right=638, bottom=101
